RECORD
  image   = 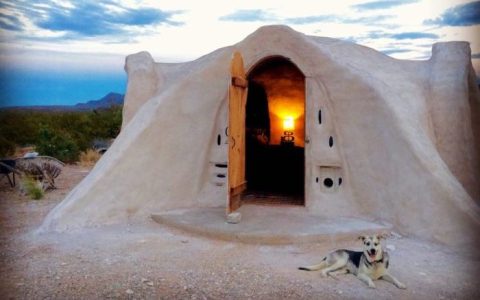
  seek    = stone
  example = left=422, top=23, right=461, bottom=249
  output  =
left=226, top=212, right=241, bottom=224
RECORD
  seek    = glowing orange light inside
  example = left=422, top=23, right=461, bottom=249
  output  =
left=283, top=116, right=295, bottom=131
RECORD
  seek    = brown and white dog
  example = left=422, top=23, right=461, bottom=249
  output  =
left=299, top=234, right=406, bottom=289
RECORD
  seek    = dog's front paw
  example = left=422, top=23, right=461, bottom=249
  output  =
left=368, top=282, right=376, bottom=289
left=320, top=271, right=328, bottom=278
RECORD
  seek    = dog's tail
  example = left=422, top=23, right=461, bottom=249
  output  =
left=298, top=257, right=327, bottom=271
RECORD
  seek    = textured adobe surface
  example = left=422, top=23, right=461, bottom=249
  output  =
left=40, top=26, right=480, bottom=248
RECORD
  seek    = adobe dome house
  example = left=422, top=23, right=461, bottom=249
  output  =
left=41, top=25, right=480, bottom=246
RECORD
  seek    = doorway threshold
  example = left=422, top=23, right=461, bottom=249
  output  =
left=242, top=191, right=304, bottom=206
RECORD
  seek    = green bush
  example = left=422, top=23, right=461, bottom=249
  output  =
left=35, top=126, right=80, bottom=163
left=0, top=105, right=122, bottom=162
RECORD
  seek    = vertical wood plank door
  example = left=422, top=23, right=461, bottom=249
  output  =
left=227, top=51, right=248, bottom=214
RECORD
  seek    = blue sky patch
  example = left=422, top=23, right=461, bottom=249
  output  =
left=286, top=14, right=392, bottom=25
left=219, top=9, right=276, bottom=22
left=352, top=0, right=418, bottom=11
left=390, top=32, right=439, bottom=39
left=425, top=1, right=480, bottom=26
left=0, top=68, right=126, bottom=107
left=381, top=49, right=411, bottom=55
left=286, top=15, right=336, bottom=24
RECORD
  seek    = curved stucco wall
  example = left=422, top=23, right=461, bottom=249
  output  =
left=40, top=26, right=480, bottom=247
left=428, top=42, right=480, bottom=201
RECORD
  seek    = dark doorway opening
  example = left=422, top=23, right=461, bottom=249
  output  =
left=244, top=57, right=305, bottom=205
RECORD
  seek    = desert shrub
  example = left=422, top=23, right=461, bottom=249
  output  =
left=0, top=106, right=122, bottom=162
left=22, top=176, right=44, bottom=200
left=35, top=126, right=80, bottom=163
left=79, top=148, right=102, bottom=166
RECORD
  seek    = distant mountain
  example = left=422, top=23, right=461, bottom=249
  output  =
left=0, top=92, right=124, bottom=111
left=74, top=92, right=124, bottom=110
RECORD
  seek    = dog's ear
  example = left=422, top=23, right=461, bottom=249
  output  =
left=358, top=235, right=366, bottom=241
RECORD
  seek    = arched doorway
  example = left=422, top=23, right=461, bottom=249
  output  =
left=244, top=56, right=305, bottom=205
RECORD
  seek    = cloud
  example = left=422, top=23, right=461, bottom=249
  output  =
left=3, top=1, right=183, bottom=37
left=381, top=49, right=412, bottom=55
left=0, top=12, right=23, bottom=31
left=360, top=30, right=438, bottom=42
left=352, top=0, right=418, bottom=11
left=219, top=9, right=276, bottom=22
left=425, top=1, right=480, bottom=26
left=390, top=32, right=439, bottom=39
left=286, top=14, right=391, bottom=25
left=39, top=2, right=183, bottom=36
left=286, top=15, right=336, bottom=24
left=365, top=31, right=389, bottom=39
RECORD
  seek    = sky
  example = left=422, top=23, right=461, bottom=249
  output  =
left=0, top=0, right=479, bottom=106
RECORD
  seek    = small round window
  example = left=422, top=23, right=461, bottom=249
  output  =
left=324, top=178, right=334, bottom=188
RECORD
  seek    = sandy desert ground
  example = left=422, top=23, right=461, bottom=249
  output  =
left=1, top=165, right=479, bottom=299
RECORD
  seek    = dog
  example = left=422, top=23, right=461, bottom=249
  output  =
left=299, top=234, right=406, bottom=289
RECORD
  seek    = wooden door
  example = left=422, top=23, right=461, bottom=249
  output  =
left=227, top=51, right=248, bottom=214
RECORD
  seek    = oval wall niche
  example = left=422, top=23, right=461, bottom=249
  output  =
left=323, top=178, right=334, bottom=188
left=328, top=136, right=334, bottom=147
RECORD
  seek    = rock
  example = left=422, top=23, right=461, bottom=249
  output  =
left=390, top=231, right=402, bottom=239
left=126, top=289, right=134, bottom=295
left=141, top=278, right=154, bottom=286
left=227, top=212, right=241, bottom=224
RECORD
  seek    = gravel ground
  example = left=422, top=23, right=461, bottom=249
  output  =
left=1, top=165, right=479, bottom=299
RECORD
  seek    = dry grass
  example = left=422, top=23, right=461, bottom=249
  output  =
left=78, top=149, right=101, bottom=167
left=21, top=176, right=44, bottom=200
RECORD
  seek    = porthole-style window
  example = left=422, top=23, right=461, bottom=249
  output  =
left=324, top=178, right=334, bottom=188
left=217, top=134, right=221, bottom=146
left=329, top=136, right=334, bottom=147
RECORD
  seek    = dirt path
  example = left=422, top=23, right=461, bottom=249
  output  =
left=1, top=165, right=479, bottom=299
